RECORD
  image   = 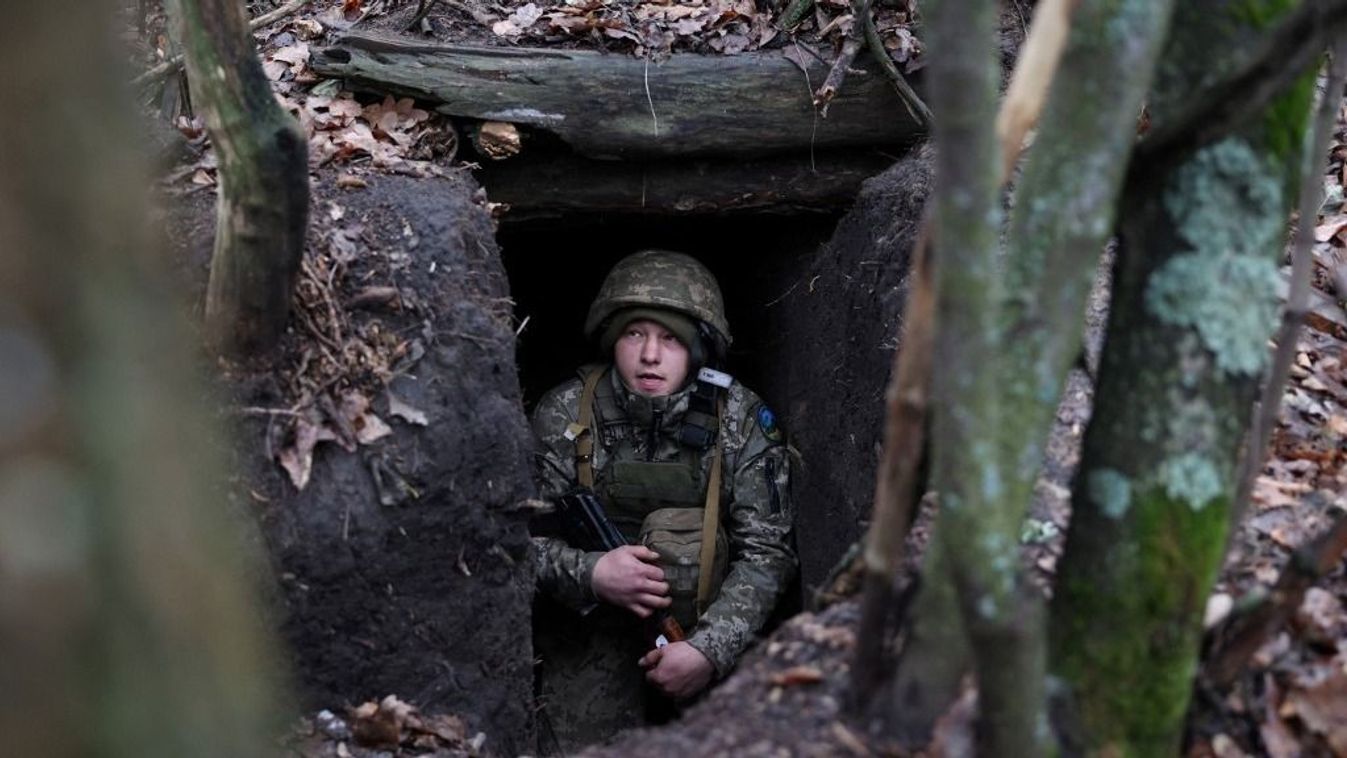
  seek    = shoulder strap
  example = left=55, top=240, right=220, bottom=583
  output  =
left=695, top=396, right=727, bottom=616
left=573, top=366, right=605, bottom=489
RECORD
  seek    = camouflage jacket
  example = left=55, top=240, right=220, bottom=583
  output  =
left=531, top=366, right=796, bottom=677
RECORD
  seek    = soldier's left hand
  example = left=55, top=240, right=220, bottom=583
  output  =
left=638, top=641, right=714, bottom=700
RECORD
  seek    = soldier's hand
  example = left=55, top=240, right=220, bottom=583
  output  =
left=591, top=545, right=671, bottom=617
left=639, top=641, right=714, bottom=700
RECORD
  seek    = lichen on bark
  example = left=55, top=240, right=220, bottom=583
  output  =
left=1047, top=0, right=1319, bottom=752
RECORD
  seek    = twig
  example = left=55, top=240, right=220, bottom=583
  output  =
left=849, top=215, right=934, bottom=709
left=133, top=0, right=309, bottom=87
left=995, top=0, right=1075, bottom=183
left=814, top=0, right=873, bottom=116
left=234, top=406, right=303, bottom=417
left=1203, top=508, right=1347, bottom=687
left=407, top=0, right=439, bottom=30
left=861, top=11, right=932, bottom=129
left=644, top=54, right=660, bottom=137
left=1232, top=41, right=1347, bottom=527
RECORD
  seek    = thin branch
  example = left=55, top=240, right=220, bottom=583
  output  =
left=814, top=0, right=873, bottom=116
left=995, top=0, right=1076, bottom=183
left=861, top=11, right=932, bottom=129
left=1133, top=0, right=1347, bottom=173
left=407, top=0, right=438, bottom=31
left=849, top=218, right=934, bottom=709
left=1203, top=508, right=1347, bottom=687
left=1232, top=41, right=1347, bottom=527
left=134, top=0, right=309, bottom=87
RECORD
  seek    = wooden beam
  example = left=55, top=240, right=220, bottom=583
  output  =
left=312, top=32, right=925, bottom=159
left=472, top=149, right=898, bottom=216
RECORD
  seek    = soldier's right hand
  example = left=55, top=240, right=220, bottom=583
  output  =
left=591, top=545, right=672, bottom=618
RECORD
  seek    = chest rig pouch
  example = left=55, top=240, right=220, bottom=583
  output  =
left=572, top=366, right=731, bottom=629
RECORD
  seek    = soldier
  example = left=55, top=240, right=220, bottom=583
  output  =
left=530, top=250, right=797, bottom=750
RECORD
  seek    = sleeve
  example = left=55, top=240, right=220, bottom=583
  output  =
left=685, top=407, right=796, bottom=677
left=529, top=385, right=603, bottom=611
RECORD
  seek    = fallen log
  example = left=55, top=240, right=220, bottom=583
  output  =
left=472, top=148, right=896, bottom=216
left=312, top=33, right=924, bottom=159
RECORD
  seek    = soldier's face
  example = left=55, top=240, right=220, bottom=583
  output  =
left=613, top=319, right=690, bottom=397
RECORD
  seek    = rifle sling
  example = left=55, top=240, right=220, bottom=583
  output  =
left=575, top=366, right=604, bottom=489
left=696, top=396, right=726, bottom=618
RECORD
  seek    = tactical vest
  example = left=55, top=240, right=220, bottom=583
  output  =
left=571, top=365, right=729, bottom=628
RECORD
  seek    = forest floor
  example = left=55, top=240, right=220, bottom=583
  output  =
left=138, top=1, right=1347, bottom=755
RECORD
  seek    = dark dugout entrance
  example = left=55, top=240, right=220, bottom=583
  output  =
left=494, top=143, right=932, bottom=602
left=499, top=212, right=837, bottom=410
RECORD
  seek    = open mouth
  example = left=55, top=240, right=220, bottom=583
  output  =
left=636, top=372, right=666, bottom=390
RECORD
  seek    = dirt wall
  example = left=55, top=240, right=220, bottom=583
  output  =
left=757, top=145, right=934, bottom=594
left=179, top=172, right=538, bottom=755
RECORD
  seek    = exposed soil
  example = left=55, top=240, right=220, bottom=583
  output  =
left=163, top=169, right=538, bottom=755
left=758, top=144, right=933, bottom=593
left=143, top=1, right=1347, bottom=756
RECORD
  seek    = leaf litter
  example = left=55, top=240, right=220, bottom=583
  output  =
left=133, top=1, right=1347, bottom=754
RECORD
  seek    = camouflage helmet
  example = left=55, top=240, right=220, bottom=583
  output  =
left=584, top=250, right=732, bottom=347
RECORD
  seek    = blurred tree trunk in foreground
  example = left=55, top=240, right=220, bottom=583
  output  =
left=166, top=0, right=309, bottom=356
left=857, top=0, right=1341, bottom=753
left=0, top=2, right=287, bottom=756
left=1050, top=3, right=1320, bottom=752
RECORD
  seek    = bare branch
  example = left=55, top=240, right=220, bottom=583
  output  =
left=849, top=219, right=934, bottom=708
left=133, top=0, right=309, bottom=88
left=1204, top=509, right=1347, bottom=687
left=996, top=0, right=1076, bottom=183
left=861, top=11, right=932, bottom=129
left=1232, top=41, right=1347, bottom=528
left=1133, top=0, right=1347, bottom=172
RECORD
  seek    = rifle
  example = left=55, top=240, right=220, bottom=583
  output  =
left=555, top=488, right=687, bottom=648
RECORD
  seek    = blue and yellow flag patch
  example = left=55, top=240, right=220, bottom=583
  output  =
left=756, top=405, right=782, bottom=443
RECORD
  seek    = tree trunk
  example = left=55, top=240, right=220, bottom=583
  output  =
left=1048, top=1, right=1321, bottom=751
left=883, top=0, right=1177, bottom=749
left=168, top=0, right=309, bottom=356
left=0, top=1, right=286, bottom=755
left=311, top=33, right=925, bottom=159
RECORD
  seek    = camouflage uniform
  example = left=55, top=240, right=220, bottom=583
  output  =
left=530, top=251, right=796, bottom=751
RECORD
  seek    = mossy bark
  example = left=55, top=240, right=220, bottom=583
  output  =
left=887, top=0, right=1176, bottom=749
left=0, top=1, right=286, bottom=755
left=167, top=0, right=308, bottom=356
left=1048, top=2, right=1320, bottom=753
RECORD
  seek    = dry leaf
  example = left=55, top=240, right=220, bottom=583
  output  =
left=508, top=2, right=543, bottom=28
left=492, top=19, right=522, bottom=36
left=387, top=391, right=429, bottom=426
left=1284, top=670, right=1347, bottom=755
left=263, top=59, right=289, bottom=80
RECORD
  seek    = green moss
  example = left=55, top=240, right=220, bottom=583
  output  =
left=1052, top=488, right=1230, bottom=755
left=1261, top=68, right=1317, bottom=171
left=1231, top=0, right=1297, bottom=28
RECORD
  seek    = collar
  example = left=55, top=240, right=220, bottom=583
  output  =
left=607, top=365, right=693, bottom=429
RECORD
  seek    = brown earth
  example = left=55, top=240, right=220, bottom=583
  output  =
left=144, top=1, right=1347, bottom=756
left=163, top=169, right=539, bottom=756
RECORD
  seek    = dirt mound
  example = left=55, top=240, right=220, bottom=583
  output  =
left=757, top=144, right=933, bottom=592
left=170, top=170, right=537, bottom=754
